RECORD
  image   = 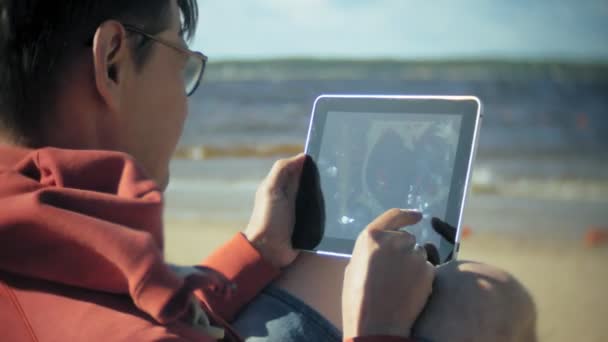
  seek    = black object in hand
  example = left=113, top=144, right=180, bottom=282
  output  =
left=430, top=217, right=457, bottom=263
left=292, top=156, right=325, bottom=250
left=423, top=243, right=441, bottom=266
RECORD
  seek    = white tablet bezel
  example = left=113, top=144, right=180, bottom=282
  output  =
left=298, top=95, right=482, bottom=260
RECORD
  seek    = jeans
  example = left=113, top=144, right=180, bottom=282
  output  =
left=231, top=285, right=342, bottom=342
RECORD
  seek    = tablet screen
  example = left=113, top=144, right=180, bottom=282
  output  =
left=317, top=111, right=462, bottom=249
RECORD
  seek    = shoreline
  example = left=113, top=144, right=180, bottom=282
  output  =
left=165, top=176, right=608, bottom=236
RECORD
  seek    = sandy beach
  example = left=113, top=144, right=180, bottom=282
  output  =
left=164, top=212, right=608, bottom=342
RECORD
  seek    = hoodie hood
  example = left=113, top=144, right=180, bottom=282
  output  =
left=0, top=145, right=197, bottom=324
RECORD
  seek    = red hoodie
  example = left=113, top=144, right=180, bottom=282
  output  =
left=0, top=145, right=412, bottom=342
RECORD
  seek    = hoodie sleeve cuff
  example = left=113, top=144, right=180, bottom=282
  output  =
left=197, top=233, right=281, bottom=322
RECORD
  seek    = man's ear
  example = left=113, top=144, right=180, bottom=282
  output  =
left=91, top=20, right=130, bottom=113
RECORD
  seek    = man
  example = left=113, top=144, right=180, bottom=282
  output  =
left=0, top=1, right=536, bottom=341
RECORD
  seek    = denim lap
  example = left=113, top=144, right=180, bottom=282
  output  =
left=231, top=285, right=342, bottom=342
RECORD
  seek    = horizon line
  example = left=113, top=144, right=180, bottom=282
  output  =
left=206, top=56, right=608, bottom=65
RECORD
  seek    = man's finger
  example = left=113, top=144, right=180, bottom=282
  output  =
left=367, top=208, right=423, bottom=232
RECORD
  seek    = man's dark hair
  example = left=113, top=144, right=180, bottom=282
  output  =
left=0, top=0, right=198, bottom=145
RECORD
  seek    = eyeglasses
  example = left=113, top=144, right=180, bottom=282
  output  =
left=123, top=24, right=207, bottom=97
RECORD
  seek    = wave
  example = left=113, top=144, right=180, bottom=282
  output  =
left=174, top=143, right=304, bottom=160
left=471, top=174, right=608, bottom=202
left=204, top=59, right=608, bottom=82
left=171, top=144, right=608, bottom=202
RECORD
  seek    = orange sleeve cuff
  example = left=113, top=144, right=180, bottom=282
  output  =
left=198, top=233, right=281, bottom=322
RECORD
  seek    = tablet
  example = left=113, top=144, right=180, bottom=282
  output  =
left=292, top=95, right=482, bottom=262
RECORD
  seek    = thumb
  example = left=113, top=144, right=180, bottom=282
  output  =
left=266, top=153, right=306, bottom=197
left=285, top=153, right=308, bottom=197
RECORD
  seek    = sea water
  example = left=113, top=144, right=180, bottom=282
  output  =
left=165, top=60, right=608, bottom=233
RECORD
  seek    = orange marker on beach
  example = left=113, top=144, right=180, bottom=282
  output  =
left=461, top=225, right=473, bottom=240
left=584, top=227, right=608, bottom=248
left=576, top=113, right=589, bottom=130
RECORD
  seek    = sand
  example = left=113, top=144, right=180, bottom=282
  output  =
left=164, top=217, right=608, bottom=342
left=460, top=233, right=608, bottom=342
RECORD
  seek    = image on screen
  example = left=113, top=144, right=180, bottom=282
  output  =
left=316, top=111, right=462, bottom=250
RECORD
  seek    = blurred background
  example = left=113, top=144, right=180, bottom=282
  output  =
left=163, top=1, right=608, bottom=341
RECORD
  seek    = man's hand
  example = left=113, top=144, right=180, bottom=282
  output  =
left=244, top=154, right=306, bottom=268
left=342, top=209, right=435, bottom=339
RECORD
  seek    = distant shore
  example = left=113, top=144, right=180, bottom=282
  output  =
left=203, top=58, right=608, bottom=82
left=165, top=158, right=608, bottom=232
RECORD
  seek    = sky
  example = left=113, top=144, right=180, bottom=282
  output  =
left=192, top=0, right=608, bottom=61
